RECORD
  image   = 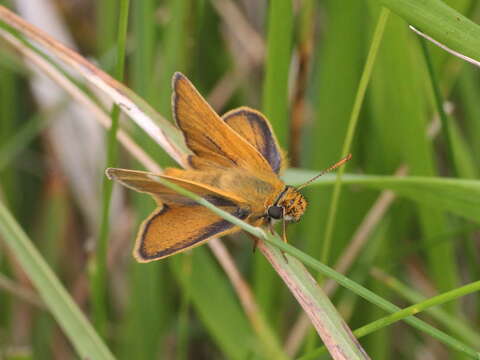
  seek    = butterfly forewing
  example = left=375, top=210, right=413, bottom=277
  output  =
left=172, top=73, right=272, bottom=173
left=106, top=167, right=247, bottom=205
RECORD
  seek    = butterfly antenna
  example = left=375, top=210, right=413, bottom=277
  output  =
left=296, top=154, right=352, bottom=191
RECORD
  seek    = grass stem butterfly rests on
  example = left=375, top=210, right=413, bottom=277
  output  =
left=106, top=73, right=351, bottom=262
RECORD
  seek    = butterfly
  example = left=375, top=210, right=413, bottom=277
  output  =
left=107, top=72, right=350, bottom=262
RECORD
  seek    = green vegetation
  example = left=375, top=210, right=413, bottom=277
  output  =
left=1, top=1, right=479, bottom=359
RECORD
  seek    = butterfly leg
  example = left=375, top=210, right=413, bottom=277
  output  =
left=254, top=221, right=274, bottom=253
left=282, top=218, right=288, bottom=243
left=280, top=217, right=289, bottom=263
left=251, top=237, right=259, bottom=253
left=268, top=221, right=275, bottom=234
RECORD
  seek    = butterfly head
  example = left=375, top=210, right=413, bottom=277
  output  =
left=266, top=153, right=351, bottom=223
left=267, top=186, right=307, bottom=223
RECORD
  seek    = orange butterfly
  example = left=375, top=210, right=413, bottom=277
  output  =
left=107, top=73, right=350, bottom=262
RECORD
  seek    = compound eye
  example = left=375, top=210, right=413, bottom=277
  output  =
left=267, top=205, right=283, bottom=219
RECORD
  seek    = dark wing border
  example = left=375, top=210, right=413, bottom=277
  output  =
left=135, top=204, right=249, bottom=261
left=222, top=107, right=283, bottom=174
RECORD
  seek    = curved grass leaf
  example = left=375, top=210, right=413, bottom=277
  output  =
left=285, top=170, right=480, bottom=223
left=376, top=0, right=480, bottom=63
left=372, top=269, right=480, bottom=347
left=145, top=174, right=478, bottom=358
left=0, top=201, right=115, bottom=360
left=300, top=280, right=480, bottom=359
left=145, top=175, right=370, bottom=358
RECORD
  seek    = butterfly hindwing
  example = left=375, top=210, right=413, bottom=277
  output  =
left=222, top=106, right=284, bottom=174
left=135, top=203, right=249, bottom=262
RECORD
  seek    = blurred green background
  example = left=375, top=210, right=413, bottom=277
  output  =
left=0, top=0, right=479, bottom=359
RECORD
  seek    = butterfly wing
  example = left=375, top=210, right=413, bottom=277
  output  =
left=106, top=167, right=247, bottom=205
left=107, top=167, right=251, bottom=261
left=222, top=106, right=285, bottom=174
left=135, top=203, right=248, bottom=262
left=172, top=72, right=272, bottom=173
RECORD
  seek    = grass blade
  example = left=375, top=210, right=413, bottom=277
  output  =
left=144, top=174, right=370, bottom=359
left=377, top=0, right=480, bottom=63
left=256, top=0, right=294, bottom=322
left=0, top=201, right=115, bottom=360
left=321, top=8, right=389, bottom=264
left=262, top=0, right=293, bottom=146
left=285, top=171, right=480, bottom=223
left=0, top=5, right=185, bottom=165
left=372, top=269, right=480, bottom=347
left=91, top=0, right=130, bottom=336
left=139, top=173, right=478, bottom=358
left=300, top=279, right=480, bottom=359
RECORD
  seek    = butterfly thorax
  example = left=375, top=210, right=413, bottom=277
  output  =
left=269, top=186, right=307, bottom=223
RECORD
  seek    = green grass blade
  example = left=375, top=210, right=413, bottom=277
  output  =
left=0, top=49, right=19, bottom=209
left=31, top=174, right=70, bottom=358
left=154, top=188, right=368, bottom=359
left=262, top=0, right=293, bottom=147
left=124, top=2, right=173, bottom=358
left=0, top=201, right=115, bottom=360
left=285, top=171, right=480, bottom=223
left=367, top=4, right=459, bottom=310
left=459, top=66, right=480, bottom=160
left=377, top=0, right=480, bottom=63
left=140, top=174, right=477, bottom=358
left=131, top=0, right=156, bottom=103
left=0, top=111, right=52, bottom=171
left=300, top=280, right=480, bottom=359
left=301, top=10, right=369, bottom=346
left=158, top=0, right=189, bottom=119
left=259, top=242, right=369, bottom=359
left=256, top=0, right=294, bottom=323
left=355, top=280, right=480, bottom=343
left=91, top=0, right=130, bottom=337
left=97, top=0, right=118, bottom=56
left=321, top=8, right=389, bottom=264
left=143, top=176, right=369, bottom=358
left=264, top=239, right=479, bottom=359
left=0, top=6, right=186, bottom=163
left=372, top=269, right=480, bottom=347
left=419, top=38, right=457, bottom=175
